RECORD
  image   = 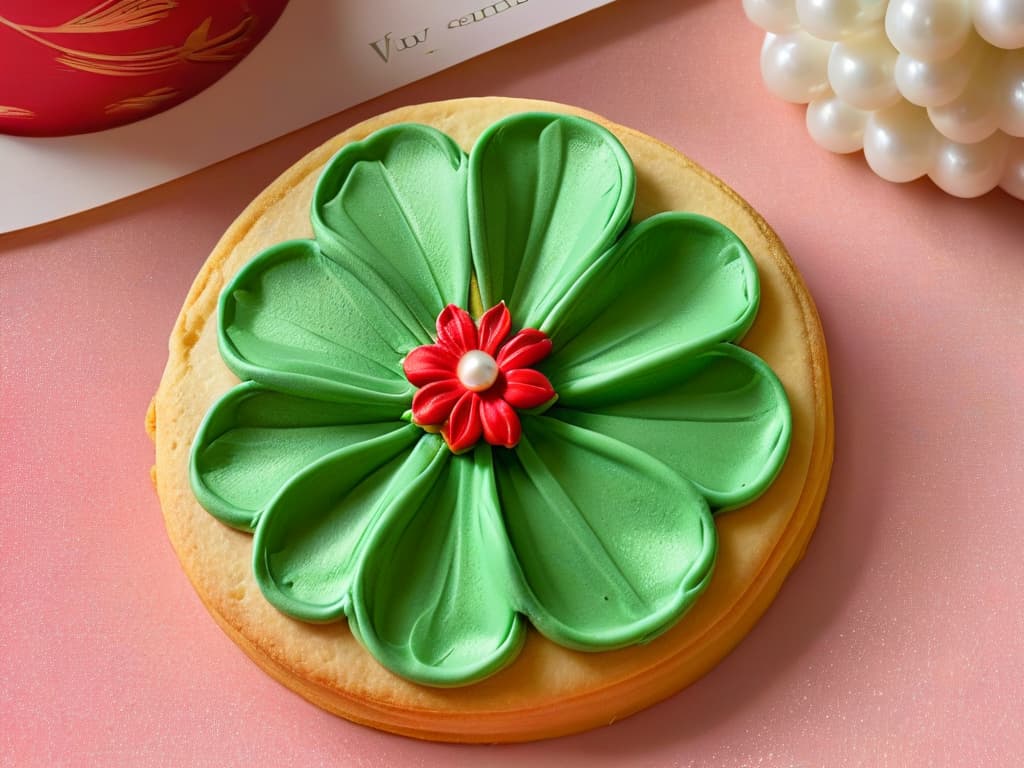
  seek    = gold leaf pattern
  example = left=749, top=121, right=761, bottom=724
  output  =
left=104, top=86, right=179, bottom=114
left=0, top=3, right=256, bottom=78
left=21, top=0, right=177, bottom=34
left=183, top=16, right=212, bottom=51
left=55, top=50, right=180, bottom=77
left=0, top=106, right=35, bottom=119
left=184, top=15, right=255, bottom=63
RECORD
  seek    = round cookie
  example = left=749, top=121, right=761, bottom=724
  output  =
left=147, top=97, right=833, bottom=743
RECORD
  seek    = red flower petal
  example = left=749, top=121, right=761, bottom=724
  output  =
left=441, top=391, right=482, bottom=453
left=503, top=368, right=556, bottom=410
left=476, top=302, right=511, bottom=356
left=436, top=304, right=477, bottom=355
left=496, top=329, right=552, bottom=371
left=403, top=344, right=458, bottom=387
left=480, top=395, right=521, bottom=448
left=411, top=378, right=463, bottom=425
left=408, top=305, right=557, bottom=452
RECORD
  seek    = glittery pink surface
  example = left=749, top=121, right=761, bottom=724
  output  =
left=3, top=2, right=1023, bottom=765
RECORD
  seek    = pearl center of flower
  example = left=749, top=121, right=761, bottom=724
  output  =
left=457, top=350, right=499, bottom=392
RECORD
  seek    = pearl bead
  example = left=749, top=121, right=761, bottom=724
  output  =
left=859, top=0, right=889, bottom=22
left=806, top=92, right=868, bottom=152
left=998, top=139, right=1024, bottom=199
left=928, top=73, right=1001, bottom=143
left=885, top=0, right=971, bottom=61
left=929, top=132, right=1009, bottom=197
left=828, top=30, right=901, bottom=110
left=795, top=0, right=864, bottom=40
left=863, top=101, right=936, bottom=181
left=761, top=31, right=834, bottom=103
left=897, top=52, right=966, bottom=107
left=894, top=47, right=973, bottom=107
left=744, top=0, right=801, bottom=33
left=1001, top=51, right=1024, bottom=137
left=456, top=350, right=499, bottom=392
left=972, top=0, right=1024, bottom=50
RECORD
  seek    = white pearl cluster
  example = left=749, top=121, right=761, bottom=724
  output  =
left=745, top=0, right=1024, bottom=198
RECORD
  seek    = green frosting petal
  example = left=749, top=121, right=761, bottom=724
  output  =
left=191, top=381, right=410, bottom=531
left=467, top=113, right=635, bottom=328
left=219, top=238, right=416, bottom=407
left=495, top=416, right=716, bottom=650
left=251, top=424, right=422, bottom=621
left=541, top=213, right=760, bottom=409
left=312, top=124, right=472, bottom=333
left=351, top=442, right=524, bottom=686
left=551, top=345, right=792, bottom=511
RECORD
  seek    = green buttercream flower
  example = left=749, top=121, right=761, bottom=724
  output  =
left=190, top=113, right=792, bottom=687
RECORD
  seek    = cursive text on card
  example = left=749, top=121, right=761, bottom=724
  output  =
left=369, top=28, right=430, bottom=63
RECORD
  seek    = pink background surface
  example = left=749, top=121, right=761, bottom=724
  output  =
left=2, top=1, right=1023, bottom=765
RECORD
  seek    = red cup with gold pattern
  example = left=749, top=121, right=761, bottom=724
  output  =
left=0, top=0, right=289, bottom=136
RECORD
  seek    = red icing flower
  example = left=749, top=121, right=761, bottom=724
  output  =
left=403, top=303, right=556, bottom=453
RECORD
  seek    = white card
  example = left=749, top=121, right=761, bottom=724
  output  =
left=0, top=0, right=613, bottom=234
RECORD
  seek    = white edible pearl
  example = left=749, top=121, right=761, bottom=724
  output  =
left=863, top=101, right=936, bottom=181
left=1001, top=51, right=1024, bottom=137
left=928, top=72, right=1001, bottom=143
left=796, top=0, right=864, bottom=40
left=973, top=0, right=1024, bottom=50
left=894, top=46, right=973, bottom=107
left=885, top=0, right=971, bottom=61
left=998, top=139, right=1024, bottom=199
left=859, top=0, right=889, bottom=22
left=929, top=131, right=1009, bottom=197
left=761, top=31, right=834, bottom=103
left=828, top=30, right=901, bottom=110
left=744, top=0, right=800, bottom=33
left=806, top=92, right=868, bottom=152
left=456, top=350, right=499, bottom=392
